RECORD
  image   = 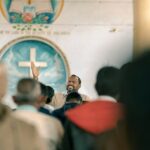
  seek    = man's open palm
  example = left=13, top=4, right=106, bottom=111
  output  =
left=31, top=61, right=39, bottom=78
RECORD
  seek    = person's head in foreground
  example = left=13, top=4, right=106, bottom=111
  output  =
left=45, top=85, right=54, bottom=104
left=95, top=66, right=120, bottom=100
left=66, top=91, right=82, bottom=104
left=13, top=78, right=41, bottom=108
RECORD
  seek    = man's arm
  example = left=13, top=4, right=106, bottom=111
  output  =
left=31, top=61, right=39, bottom=80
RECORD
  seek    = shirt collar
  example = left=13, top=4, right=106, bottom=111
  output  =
left=17, top=105, right=38, bottom=112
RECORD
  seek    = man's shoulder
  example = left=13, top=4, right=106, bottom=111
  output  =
left=50, top=92, right=66, bottom=108
left=13, top=110, right=49, bottom=122
left=11, top=115, right=36, bottom=131
left=13, top=109, right=63, bottom=131
left=7, top=112, right=38, bottom=134
left=37, top=110, right=63, bottom=125
left=0, top=113, right=47, bottom=150
left=80, top=93, right=91, bottom=102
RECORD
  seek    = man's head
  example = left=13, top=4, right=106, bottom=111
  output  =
left=46, top=85, right=54, bottom=104
left=0, top=62, right=7, bottom=100
left=39, top=82, right=48, bottom=105
left=13, top=78, right=41, bottom=106
left=66, top=74, right=81, bottom=93
left=120, top=51, right=150, bottom=113
left=95, top=66, right=120, bottom=99
left=66, top=92, right=82, bottom=104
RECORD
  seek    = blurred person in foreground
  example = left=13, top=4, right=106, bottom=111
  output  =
left=119, top=51, right=150, bottom=150
left=61, top=66, right=123, bottom=150
left=38, top=83, right=54, bottom=115
left=95, top=66, right=120, bottom=102
left=44, top=85, right=55, bottom=112
left=52, top=92, right=82, bottom=125
left=12, top=78, right=64, bottom=150
left=0, top=62, right=46, bottom=150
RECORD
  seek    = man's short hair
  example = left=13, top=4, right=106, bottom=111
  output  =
left=15, top=78, right=41, bottom=103
left=39, top=82, right=47, bottom=96
left=46, top=85, right=54, bottom=104
left=66, top=92, right=82, bottom=102
left=95, top=66, right=120, bottom=98
left=71, top=74, right=81, bottom=85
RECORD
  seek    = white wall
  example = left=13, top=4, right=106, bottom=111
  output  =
left=0, top=0, right=133, bottom=107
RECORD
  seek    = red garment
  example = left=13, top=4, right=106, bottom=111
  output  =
left=65, top=100, right=123, bottom=135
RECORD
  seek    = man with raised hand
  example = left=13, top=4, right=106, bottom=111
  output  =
left=31, top=61, right=90, bottom=109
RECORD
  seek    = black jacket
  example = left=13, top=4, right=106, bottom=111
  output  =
left=51, top=103, right=79, bottom=125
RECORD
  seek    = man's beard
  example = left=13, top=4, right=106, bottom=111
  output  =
left=67, top=86, right=74, bottom=94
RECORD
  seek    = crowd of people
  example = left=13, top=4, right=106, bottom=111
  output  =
left=0, top=51, right=150, bottom=150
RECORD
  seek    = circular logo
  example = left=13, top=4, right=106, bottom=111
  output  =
left=0, top=36, right=70, bottom=95
left=0, top=0, right=64, bottom=24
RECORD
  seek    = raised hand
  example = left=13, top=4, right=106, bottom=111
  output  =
left=31, top=61, right=39, bottom=79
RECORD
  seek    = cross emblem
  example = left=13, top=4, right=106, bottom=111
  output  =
left=18, top=48, right=47, bottom=77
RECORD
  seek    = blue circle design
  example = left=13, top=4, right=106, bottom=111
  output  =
left=1, top=39, right=68, bottom=95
